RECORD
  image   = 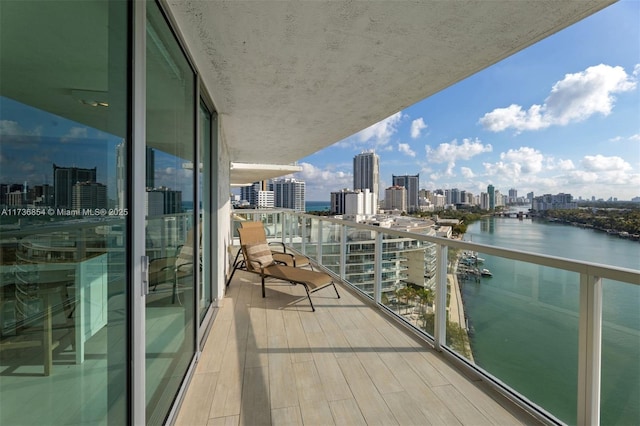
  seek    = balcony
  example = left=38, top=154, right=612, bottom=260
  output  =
left=176, top=210, right=639, bottom=425
left=176, top=270, right=538, bottom=426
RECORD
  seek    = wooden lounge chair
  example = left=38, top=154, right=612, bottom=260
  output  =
left=234, top=227, right=340, bottom=311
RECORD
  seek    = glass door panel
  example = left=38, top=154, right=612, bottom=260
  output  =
left=199, top=100, right=212, bottom=322
left=0, top=1, right=129, bottom=424
left=145, top=2, right=196, bottom=423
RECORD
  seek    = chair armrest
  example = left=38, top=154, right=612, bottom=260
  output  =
left=268, top=242, right=287, bottom=253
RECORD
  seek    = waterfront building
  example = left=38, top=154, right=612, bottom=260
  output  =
left=488, top=184, right=496, bottom=210
left=392, top=174, right=419, bottom=212
left=353, top=151, right=379, bottom=210
left=532, top=193, right=578, bottom=211
left=0, top=2, right=625, bottom=425
left=271, top=177, right=305, bottom=212
left=480, top=191, right=491, bottom=210
left=315, top=215, right=438, bottom=295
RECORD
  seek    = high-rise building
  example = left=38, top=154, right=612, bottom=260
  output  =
left=480, top=192, right=490, bottom=210
left=344, top=189, right=376, bottom=222
left=330, top=188, right=353, bottom=215
left=271, top=178, right=305, bottom=212
left=385, top=185, right=407, bottom=212
left=392, top=174, right=419, bottom=212
left=146, top=187, right=183, bottom=216
left=509, top=188, right=518, bottom=204
left=53, top=164, right=97, bottom=209
left=240, top=181, right=274, bottom=208
left=72, top=181, right=107, bottom=210
left=353, top=151, right=379, bottom=211
left=450, top=187, right=461, bottom=205
left=487, top=184, right=495, bottom=210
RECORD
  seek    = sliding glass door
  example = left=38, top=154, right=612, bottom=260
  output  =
left=0, top=1, right=129, bottom=424
left=144, top=2, right=196, bottom=423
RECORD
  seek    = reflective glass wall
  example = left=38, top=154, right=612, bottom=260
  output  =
left=0, top=1, right=129, bottom=424
left=145, top=2, right=196, bottom=423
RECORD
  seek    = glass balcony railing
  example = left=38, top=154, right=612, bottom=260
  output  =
left=230, top=209, right=640, bottom=425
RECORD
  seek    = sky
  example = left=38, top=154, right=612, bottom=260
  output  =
left=292, top=0, right=640, bottom=202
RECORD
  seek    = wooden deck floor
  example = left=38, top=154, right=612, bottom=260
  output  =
left=175, top=270, right=541, bottom=426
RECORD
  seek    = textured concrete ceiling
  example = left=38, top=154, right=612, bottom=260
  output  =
left=166, top=0, right=616, bottom=172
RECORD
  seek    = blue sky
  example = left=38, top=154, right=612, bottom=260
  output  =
left=294, top=0, right=640, bottom=201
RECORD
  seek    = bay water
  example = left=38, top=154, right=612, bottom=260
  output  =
left=463, top=214, right=639, bottom=425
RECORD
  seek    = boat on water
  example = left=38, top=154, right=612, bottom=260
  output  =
left=480, top=268, right=493, bottom=277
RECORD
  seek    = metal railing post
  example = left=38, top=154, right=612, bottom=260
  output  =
left=374, top=232, right=382, bottom=304
left=577, top=273, right=602, bottom=426
left=340, top=224, right=347, bottom=280
left=316, top=219, right=323, bottom=263
left=434, top=243, right=448, bottom=351
left=301, top=217, right=307, bottom=255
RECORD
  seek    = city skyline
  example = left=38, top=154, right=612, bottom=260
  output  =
left=290, top=0, right=640, bottom=202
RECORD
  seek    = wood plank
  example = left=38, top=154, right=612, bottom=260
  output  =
left=305, top=331, right=353, bottom=401
left=239, top=366, right=271, bottom=426
left=271, top=406, right=303, bottom=426
left=268, top=334, right=298, bottom=410
left=382, top=391, right=434, bottom=426
left=336, top=356, right=398, bottom=425
left=378, top=351, right=463, bottom=425
left=175, top=372, right=218, bottom=426
left=207, top=415, right=239, bottom=426
left=282, top=309, right=313, bottom=364
left=431, top=384, right=493, bottom=425
left=329, top=399, right=367, bottom=426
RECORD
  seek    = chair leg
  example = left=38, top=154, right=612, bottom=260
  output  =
left=226, top=262, right=240, bottom=287
left=303, top=284, right=315, bottom=312
left=226, top=250, right=243, bottom=287
left=261, top=275, right=266, bottom=298
left=332, top=282, right=340, bottom=299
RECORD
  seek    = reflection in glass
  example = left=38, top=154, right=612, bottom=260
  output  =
left=145, top=2, right=196, bottom=424
left=0, top=1, right=128, bottom=424
left=199, top=101, right=212, bottom=322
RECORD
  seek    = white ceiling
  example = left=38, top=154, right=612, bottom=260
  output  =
left=165, top=0, right=616, bottom=181
left=0, top=1, right=616, bottom=186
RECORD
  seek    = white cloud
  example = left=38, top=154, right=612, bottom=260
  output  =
left=500, top=147, right=544, bottom=174
left=581, top=154, right=632, bottom=172
left=293, top=162, right=352, bottom=200
left=398, top=143, right=416, bottom=157
left=554, top=159, right=576, bottom=171
left=460, top=167, right=475, bottom=178
left=425, top=138, right=492, bottom=181
left=410, top=118, right=427, bottom=139
left=61, top=127, right=88, bottom=143
left=0, top=120, right=41, bottom=138
left=337, top=112, right=404, bottom=149
left=425, top=137, right=492, bottom=163
left=481, top=147, right=548, bottom=184
left=479, top=64, right=637, bottom=132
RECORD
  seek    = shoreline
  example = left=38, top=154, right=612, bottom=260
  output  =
left=448, top=255, right=474, bottom=362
